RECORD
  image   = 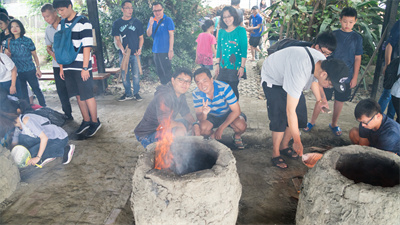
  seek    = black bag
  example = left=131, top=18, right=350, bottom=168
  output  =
left=383, top=57, right=400, bottom=89
left=267, top=38, right=312, bottom=55
left=30, top=107, right=67, bottom=127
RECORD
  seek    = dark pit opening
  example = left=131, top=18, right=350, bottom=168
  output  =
left=336, top=153, right=400, bottom=187
left=169, top=143, right=218, bottom=176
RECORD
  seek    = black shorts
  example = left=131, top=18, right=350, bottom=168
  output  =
left=64, top=70, right=94, bottom=101
left=324, top=83, right=351, bottom=102
left=207, top=112, right=230, bottom=128
left=249, top=36, right=262, bottom=47
left=262, top=82, right=307, bottom=132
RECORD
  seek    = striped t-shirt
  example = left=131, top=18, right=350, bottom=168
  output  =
left=192, top=80, right=237, bottom=117
left=57, top=13, right=93, bottom=71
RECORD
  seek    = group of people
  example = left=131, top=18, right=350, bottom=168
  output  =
left=135, top=4, right=400, bottom=170
left=0, top=0, right=106, bottom=167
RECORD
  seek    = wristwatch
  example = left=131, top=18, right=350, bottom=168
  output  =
left=83, top=67, right=88, bottom=71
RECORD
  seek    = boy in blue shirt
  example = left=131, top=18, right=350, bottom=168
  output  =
left=246, top=6, right=263, bottom=61
left=304, top=7, right=363, bottom=136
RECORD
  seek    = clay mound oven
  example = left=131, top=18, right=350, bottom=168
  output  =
left=296, top=145, right=400, bottom=225
left=131, top=136, right=242, bottom=225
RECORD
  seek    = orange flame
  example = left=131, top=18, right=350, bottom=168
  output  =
left=154, top=102, right=174, bottom=170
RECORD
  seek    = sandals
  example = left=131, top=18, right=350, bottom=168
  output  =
left=233, top=135, right=245, bottom=150
left=303, top=122, right=315, bottom=132
left=329, top=124, right=342, bottom=136
left=271, top=156, right=288, bottom=169
left=280, top=147, right=299, bottom=159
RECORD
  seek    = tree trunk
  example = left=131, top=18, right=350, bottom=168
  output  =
left=306, top=0, right=320, bottom=41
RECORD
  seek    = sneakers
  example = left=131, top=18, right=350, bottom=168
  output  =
left=134, top=94, right=143, bottom=101
left=65, top=114, right=74, bottom=121
left=76, top=120, right=91, bottom=134
left=118, top=94, right=134, bottom=102
left=86, top=118, right=102, bottom=137
left=63, top=144, right=75, bottom=164
left=37, top=157, right=56, bottom=168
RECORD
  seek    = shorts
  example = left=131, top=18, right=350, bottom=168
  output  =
left=64, top=70, right=94, bottom=101
left=262, top=82, right=307, bottom=132
left=207, top=112, right=231, bottom=128
left=249, top=36, right=262, bottom=47
left=324, top=83, right=351, bottom=102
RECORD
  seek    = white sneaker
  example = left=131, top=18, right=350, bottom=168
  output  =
left=37, top=157, right=56, bottom=167
left=63, top=144, right=75, bottom=164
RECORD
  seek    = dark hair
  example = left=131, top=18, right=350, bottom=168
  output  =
left=194, top=67, right=212, bottom=79
left=41, top=3, right=55, bottom=13
left=53, top=0, right=73, bottom=9
left=354, top=99, right=381, bottom=120
left=0, top=13, right=10, bottom=24
left=231, top=0, right=240, bottom=6
left=251, top=6, right=258, bottom=10
left=172, top=68, right=193, bottom=79
left=8, top=19, right=25, bottom=38
left=0, top=111, right=17, bottom=139
left=340, top=7, right=357, bottom=19
left=314, top=31, right=337, bottom=52
left=152, top=2, right=163, bottom=8
left=0, top=8, right=8, bottom=16
left=201, top=20, right=214, bottom=32
left=220, top=6, right=240, bottom=29
left=121, top=0, right=132, bottom=8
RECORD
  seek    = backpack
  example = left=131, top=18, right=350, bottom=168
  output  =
left=53, top=15, right=83, bottom=65
left=267, top=38, right=312, bottom=55
left=30, top=107, right=67, bottom=127
left=383, top=57, right=400, bottom=89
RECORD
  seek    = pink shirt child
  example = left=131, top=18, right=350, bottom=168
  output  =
left=196, top=32, right=216, bottom=66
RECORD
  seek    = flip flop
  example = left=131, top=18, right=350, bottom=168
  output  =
left=329, top=124, right=342, bottom=136
left=303, top=122, right=315, bottom=132
left=271, top=156, right=288, bottom=169
left=280, top=147, right=299, bottom=159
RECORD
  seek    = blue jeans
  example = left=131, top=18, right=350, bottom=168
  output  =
left=136, top=132, right=158, bottom=148
left=18, top=69, right=46, bottom=106
left=0, top=79, right=21, bottom=97
left=378, top=88, right=395, bottom=119
left=119, top=52, right=140, bottom=97
left=18, top=134, right=68, bottom=160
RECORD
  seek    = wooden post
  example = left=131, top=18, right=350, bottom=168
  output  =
left=87, top=0, right=106, bottom=73
left=371, top=0, right=399, bottom=99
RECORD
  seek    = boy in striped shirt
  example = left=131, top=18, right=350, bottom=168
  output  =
left=192, top=68, right=247, bottom=149
left=53, top=0, right=102, bottom=137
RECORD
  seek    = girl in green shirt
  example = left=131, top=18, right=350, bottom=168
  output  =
left=215, top=6, right=247, bottom=100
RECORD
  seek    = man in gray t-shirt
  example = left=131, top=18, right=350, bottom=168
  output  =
left=261, top=47, right=349, bottom=168
left=41, top=3, right=72, bottom=120
left=231, top=0, right=244, bottom=26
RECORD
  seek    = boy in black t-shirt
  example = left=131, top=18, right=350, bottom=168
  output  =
left=112, top=0, right=144, bottom=102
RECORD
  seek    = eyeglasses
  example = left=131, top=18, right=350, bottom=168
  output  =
left=319, top=46, right=332, bottom=57
left=361, top=113, right=377, bottom=125
left=222, top=15, right=233, bottom=19
left=123, top=7, right=133, bottom=10
left=176, top=77, right=191, bottom=85
left=153, top=9, right=163, bottom=13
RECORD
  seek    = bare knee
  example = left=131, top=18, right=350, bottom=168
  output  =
left=349, top=127, right=360, bottom=144
left=199, top=121, right=213, bottom=136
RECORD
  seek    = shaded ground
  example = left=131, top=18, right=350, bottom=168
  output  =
left=0, top=59, right=365, bottom=225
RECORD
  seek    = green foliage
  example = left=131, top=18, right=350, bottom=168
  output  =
left=24, top=0, right=86, bottom=15
left=98, top=0, right=203, bottom=81
left=264, top=0, right=384, bottom=63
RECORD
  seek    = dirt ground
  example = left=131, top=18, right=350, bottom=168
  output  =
left=0, top=58, right=373, bottom=225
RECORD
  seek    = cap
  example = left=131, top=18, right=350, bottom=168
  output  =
left=322, top=59, right=349, bottom=93
left=251, top=6, right=258, bottom=10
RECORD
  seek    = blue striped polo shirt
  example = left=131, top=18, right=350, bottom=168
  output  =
left=192, top=80, right=237, bottom=117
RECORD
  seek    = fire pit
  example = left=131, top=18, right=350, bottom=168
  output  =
left=296, top=145, right=400, bottom=224
left=131, top=136, right=242, bottom=225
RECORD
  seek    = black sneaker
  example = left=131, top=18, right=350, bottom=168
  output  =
left=37, top=157, right=56, bottom=168
left=63, top=144, right=75, bottom=164
left=86, top=118, right=102, bottom=137
left=118, top=94, right=134, bottom=102
left=65, top=114, right=74, bottom=121
left=76, top=120, right=91, bottom=134
left=134, top=94, right=143, bottom=101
